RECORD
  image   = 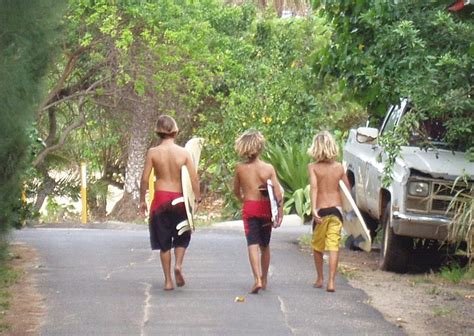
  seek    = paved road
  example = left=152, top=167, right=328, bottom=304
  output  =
left=14, top=221, right=403, bottom=336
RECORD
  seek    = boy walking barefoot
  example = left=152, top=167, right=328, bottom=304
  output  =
left=307, top=131, right=350, bottom=292
left=233, top=130, right=283, bottom=294
left=139, top=115, right=201, bottom=291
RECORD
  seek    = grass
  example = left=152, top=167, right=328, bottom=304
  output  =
left=425, top=286, right=442, bottom=295
left=440, top=263, right=473, bottom=284
left=338, top=265, right=358, bottom=280
left=432, top=307, right=455, bottom=317
left=410, top=275, right=434, bottom=286
left=0, top=245, right=21, bottom=333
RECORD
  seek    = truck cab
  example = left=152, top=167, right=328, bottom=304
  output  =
left=343, top=98, right=474, bottom=272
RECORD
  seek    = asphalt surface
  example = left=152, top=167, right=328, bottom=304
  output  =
left=13, top=220, right=404, bottom=336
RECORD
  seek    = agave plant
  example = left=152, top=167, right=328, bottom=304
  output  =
left=263, top=141, right=312, bottom=220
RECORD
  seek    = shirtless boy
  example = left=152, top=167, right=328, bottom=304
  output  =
left=233, top=130, right=283, bottom=294
left=307, top=131, right=350, bottom=292
left=139, top=115, right=201, bottom=291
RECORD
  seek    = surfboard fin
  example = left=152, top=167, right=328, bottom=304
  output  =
left=178, top=225, right=191, bottom=236
left=172, top=197, right=185, bottom=206
left=176, top=220, right=189, bottom=231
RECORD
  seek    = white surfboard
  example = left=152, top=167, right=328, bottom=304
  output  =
left=173, top=138, right=204, bottom=235
left=266, top=179, right=283, bottom=228
left=339, top=180, right=372, bottom=252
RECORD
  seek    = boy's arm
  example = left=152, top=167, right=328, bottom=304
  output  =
left=308, top=163, right=321, bottom=222
left=139, top=150, right=153, bottom=216
left=233, top=166, right=243, bottom=202
left=184, top=152, right=201, bottom=203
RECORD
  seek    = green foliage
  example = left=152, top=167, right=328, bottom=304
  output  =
left=378, top=111, right=420, bottom=187
left=314, top=0, right=474, bottom=153
left=0, top=0, right=66, bottom=231
left=197, top=11, right=366, bottom=206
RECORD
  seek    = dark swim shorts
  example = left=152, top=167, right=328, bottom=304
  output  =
left=149, top=190, right=190, bottom=251
left=242, top=200, right=272, bottom=247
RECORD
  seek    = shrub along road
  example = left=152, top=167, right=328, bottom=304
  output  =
left=14, top=222, right=402, bottom=335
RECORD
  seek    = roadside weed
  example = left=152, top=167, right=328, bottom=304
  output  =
left=432, top=307, right=455, bottom=317
left=338, top=265, right=358, bottom=279
left=409, top=275, right=433, bottom=286
left=425, top=286, right=442, bottom=295
left=0, top=246, right=20, bottom=333
left=440, top=263, right=470, bottom=284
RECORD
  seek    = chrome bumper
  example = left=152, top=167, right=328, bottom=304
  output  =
left=392, top=211, right=451, bottom=240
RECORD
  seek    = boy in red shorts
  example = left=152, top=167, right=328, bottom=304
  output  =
left=139, top=115, right=201, bottom=291
left=233, top=130, right=283, bottom=294
left=307, top=131, right=350, bottom=292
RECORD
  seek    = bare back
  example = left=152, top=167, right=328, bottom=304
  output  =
left=308, top=161, right=349, bottom=209
left=149, top=142, right=189, bottom=192
left=234, top=158, right=278, bottom=201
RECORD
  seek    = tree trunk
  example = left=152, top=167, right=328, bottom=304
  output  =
left=109, top=105, right=152, bottom=221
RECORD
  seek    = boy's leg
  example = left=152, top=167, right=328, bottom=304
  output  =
left=248, top=244, right=263, bottom=293
left=159, top=250, right=174, bottom=290
left=313, top=250, right=324, bottom=288
left=260, top=245, right=270, bottom=289
left=174, top=247, right=186, bottom=287
left=327, top=250, right=339, bottom=292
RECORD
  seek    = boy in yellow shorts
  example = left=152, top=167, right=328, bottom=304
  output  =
left=307, top=131, right=350, bottom=292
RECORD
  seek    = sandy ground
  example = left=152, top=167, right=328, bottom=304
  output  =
left=338, top=248, right=474, bottom=336
left=1, top=243, right=43, bottom=336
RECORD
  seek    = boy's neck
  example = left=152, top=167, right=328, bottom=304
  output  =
left=160, top=138, right=175, bottom=145
left=245, top=156, right=260, bottom=164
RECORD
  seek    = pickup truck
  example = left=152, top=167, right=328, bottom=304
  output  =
left=343, top=98, right=474, bottom=272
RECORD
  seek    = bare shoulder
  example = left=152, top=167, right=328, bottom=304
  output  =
left=235, top=162, right=244, bottom=172
left=262, top=160, right=275, bottom=172
left=307, top=162, right=318, bottom=171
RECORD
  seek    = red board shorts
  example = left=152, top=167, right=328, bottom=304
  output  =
left=242, top=200, right=272, bottom=247
left=149, top=190, right=190, bottom=252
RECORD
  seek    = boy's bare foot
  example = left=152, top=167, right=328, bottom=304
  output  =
left=313, top=279, right=324, bottom=288
left=261, top=277, right=267, bottom=290
left=250, top=284, right=262, bottom=294
left=164, top=282, right=174, bottom=291
left=174, top=267, right=185, bottom=287
left=326, top=281, right=335, bottom=292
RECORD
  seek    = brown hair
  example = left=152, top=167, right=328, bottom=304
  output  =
left=155, top=115, right=179, bottom=138
left=307, top=131, right=339, bottom=162
left=235, top=129, right=265, bottom=161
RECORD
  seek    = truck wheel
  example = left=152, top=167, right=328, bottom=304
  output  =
left=380, top=202, right=412, bottom=273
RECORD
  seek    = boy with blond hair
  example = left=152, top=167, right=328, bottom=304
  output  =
left=139, top=115, right=201, bottom=291
left=233, top=130, right=283, bottom=294
left=307, top=131, right=350, bottom=292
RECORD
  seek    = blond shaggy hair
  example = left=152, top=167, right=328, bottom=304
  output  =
left=155, top=115, right=179, bottom=138
left=308, top=131, right=339, bottom=162
left=235, top=129, right=265, bottom=161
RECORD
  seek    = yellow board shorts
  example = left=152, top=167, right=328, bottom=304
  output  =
left=311, top=215, right=342, bottom=252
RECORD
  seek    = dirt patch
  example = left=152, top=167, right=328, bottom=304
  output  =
left=1, top=243, right=43, bottom=336
left=339, top=248, right=474, bottom=336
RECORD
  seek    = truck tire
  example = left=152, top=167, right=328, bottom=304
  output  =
left=380, top=202, right=412, bottom=273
